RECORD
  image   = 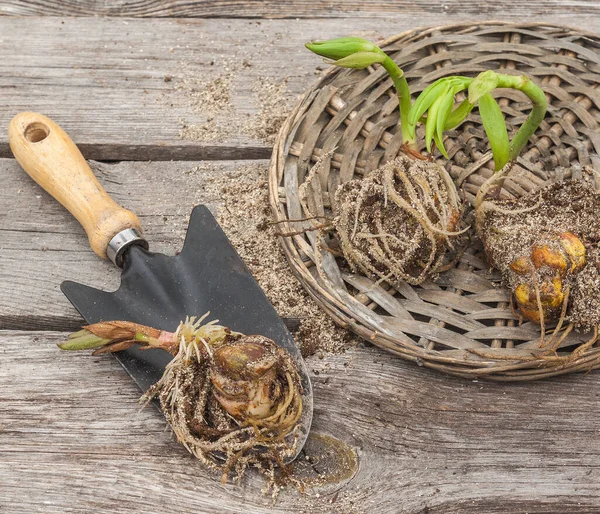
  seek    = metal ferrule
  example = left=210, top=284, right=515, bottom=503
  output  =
left=107, top=228, right=149, bottom=268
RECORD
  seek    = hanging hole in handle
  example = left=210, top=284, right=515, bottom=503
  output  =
left=24, top=122, right=50, bottom=143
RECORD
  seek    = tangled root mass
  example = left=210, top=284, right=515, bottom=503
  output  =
left=334, top=155, right=467, bottom=286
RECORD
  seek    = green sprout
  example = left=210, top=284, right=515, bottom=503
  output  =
left=306, top=37, right=414, bottom=151
left=306, top=38, right=547, bottom=171
left=407, top=76, right=473, bottom=159
left=414, top=70, right=547, bottom=169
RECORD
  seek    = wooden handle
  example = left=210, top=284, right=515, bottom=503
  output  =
left=8, top=112, right=142, bottom=260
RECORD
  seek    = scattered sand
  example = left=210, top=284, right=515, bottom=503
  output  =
left=175, top=58, right=292, bottom=145
left=171, top=49, right=347, bottom=355
left=247, top=77, right=292, bottom=144
left=176, top=60, right=237, bottom=142
left=198, top=161, right=355, bottom=357
left=179, top=119, right=231, bottom=143
left=178, top=60, right=236, bottom=116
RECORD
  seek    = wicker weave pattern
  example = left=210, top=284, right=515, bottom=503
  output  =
left=269, top=22, right=600, bottom=380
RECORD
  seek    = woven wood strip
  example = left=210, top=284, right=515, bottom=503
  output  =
left=269, top=22, right=600, bottom=380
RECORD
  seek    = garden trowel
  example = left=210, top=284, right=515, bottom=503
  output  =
left=8, top=112, right=312, bottom=459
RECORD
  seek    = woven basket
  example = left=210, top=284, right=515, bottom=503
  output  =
left=269, top=22, right=600, bottom=380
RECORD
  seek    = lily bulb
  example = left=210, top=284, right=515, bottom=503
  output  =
left=210, top=336, right=283, bottom=420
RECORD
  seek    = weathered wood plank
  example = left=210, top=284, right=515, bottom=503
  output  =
left=0, top=157, right=243, bottom=330
left=1, top=17, right=600, bottom=161
left=0, top=17, right=308, bottom=160
left=0, top=17, right=384, bottom=160
left=1, top=0, right=599, bottom=19
left=2, top=330, right=600, bottom=513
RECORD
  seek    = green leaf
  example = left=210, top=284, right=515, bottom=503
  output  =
left=408, top=80, right=447, bottom=125
left=433, top=130, right=446, bottom=159
left=444, top=99, right=474, bottom=130
left=408, top=79, right=448, bottom=144
left=408, top=76, right=471, bottom=143
left=57, top=331, right=112, bottom=351
left=305, top=37, right=384, bottom=61
left=425, top=93, right=447, bottom=153
left=469, top=70, right=499, bottom=104
left=434, top=91, right=455, bottom=158
left=478, top=93, right=510, bottom=170
left=327, top=51, right=386, bottom=69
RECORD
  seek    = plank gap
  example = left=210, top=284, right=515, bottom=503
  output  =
left=0, top=143, right=272, bottom=162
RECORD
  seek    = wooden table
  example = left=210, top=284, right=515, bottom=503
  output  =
left=2, top=3, right=600, bottom=513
